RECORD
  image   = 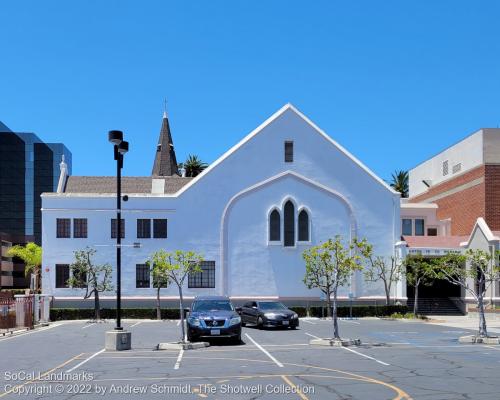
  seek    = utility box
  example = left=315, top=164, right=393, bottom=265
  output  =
left=105, top=330, right=131, bottom=351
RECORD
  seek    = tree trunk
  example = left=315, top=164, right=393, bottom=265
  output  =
left=326, top=295, right=332, bottom=318
left=178, top=285, right=187, bottom=342
left=156, top=286, right=161, bottom=320
left=332, top=289, right=339, bottom=339
left=477, top=289, right=488, bottom=337
left=384, top=281, right=391, bottom=306
left=94, top=290, right=100, bottom=321
left=413, top=281, right=419, bottom=317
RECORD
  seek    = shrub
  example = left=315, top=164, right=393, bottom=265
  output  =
left=50, top=308, right=181, bottom=321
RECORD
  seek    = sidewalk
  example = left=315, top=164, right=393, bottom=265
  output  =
left=426, top=315, right=500, bottom=334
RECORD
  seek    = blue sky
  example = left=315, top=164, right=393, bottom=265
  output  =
left=1, top=1, right=499, bottom=179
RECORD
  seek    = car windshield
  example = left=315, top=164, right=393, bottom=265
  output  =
left=259, top=302, right=287, bottom=310
left=192, top=300, right=234, bottom=312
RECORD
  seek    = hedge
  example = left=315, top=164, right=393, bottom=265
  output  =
left=51, top=305, right=408, bottom=321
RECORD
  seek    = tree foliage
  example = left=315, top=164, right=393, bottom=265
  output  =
left=182, top=155, right=208, bottom=177
left=357, top=241, right=402, bottom=305
left=147, top=249, right=203, bottom=342
left=151, top=261, right=171, bottom=320
left=67, top=247, right=113, bottom=321
left=302, top=236, right=364, bottom=339
left=390, top=170, right=409, bottom=198
left=404, top=255, right=436, bottom=316
left=8, top=242, right=42, bottom=292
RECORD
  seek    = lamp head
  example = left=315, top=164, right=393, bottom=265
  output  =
left=118, top=141, right=129, bottom=155
left=108, top=130, right=123, bottom=145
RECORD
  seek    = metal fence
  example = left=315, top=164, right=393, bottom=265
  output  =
left=0, top=294, right=50, bottom=331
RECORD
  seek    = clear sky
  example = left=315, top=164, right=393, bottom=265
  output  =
left=1, top=1, right=499, bottom=179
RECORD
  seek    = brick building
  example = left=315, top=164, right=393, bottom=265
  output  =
left=408, top=128, right=500, bottom=236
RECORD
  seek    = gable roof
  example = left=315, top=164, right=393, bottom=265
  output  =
left=64, top=176, right=192, bottom=194
left=176, top=103, right=399, bottom=196
left=461, top=217, right=500, bottom=247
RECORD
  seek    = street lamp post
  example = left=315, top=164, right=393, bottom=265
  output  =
left=105, top=130, right=131, bottom=350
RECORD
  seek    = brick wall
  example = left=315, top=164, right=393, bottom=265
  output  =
left=485, top=164, right=500, bottom=231
left=410, top=165, right=486, bottom=235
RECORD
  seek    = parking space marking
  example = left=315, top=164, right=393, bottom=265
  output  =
left=176, top=320, right=181, bottom=326
left=301, top=320, right=316, bottom=325
left=81, top=323, right=96, bottom=329
left=66, top=348, right=105, bottom=373
left=281, top=375, right=310, bottom=400
left=245, top=333, right=284, bottom=367
left=130, top=321, right=143, bottom=328
left=0, top=352, right=83, bottom=398
left=341, top=319, right=361, bottom=325
left=342, top=347, right=390, bottom=366
left=304, top=332, right=320, bottom=340
left=485, top=345, right=500, bottom=352
left=174, top=349, right=184, bottom=370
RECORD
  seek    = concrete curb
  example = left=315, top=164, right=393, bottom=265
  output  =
left=157, top=341, right=210, bottom=350
left=309, top=338, right=361, bottom=347
left=458, top=335, right=500, bottom=345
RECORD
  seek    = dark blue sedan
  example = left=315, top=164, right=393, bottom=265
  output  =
left=187, top=296, right=242, bottom=343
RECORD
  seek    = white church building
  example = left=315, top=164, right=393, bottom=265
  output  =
left=41, top=104, right=402, bottom=307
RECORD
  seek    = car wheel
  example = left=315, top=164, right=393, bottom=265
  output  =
left=257, top=317, right=264, bottom=330
left=241, top=321, right=246, bottom=327
left=290, top=326, right=297, bottom=330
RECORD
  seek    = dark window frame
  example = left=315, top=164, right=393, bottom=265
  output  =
left=73, top=218, right=88, bottom=238
left=298, top=209, right=310, bottom=241
left=284, top=141, right=294, bottom=163
left=153, top=219, right=168, bottom=239
left=402, top=219, right=412, bottom=236
left=284, top=200, right=295, bottom=247
left=269, top=209, right=281, bottom=241
left=111, top=218, right=125, bottom=239
left=56, top=218, right=71, bottom=238
left=136, top=264, right=150, bottom=288
left=137, top=219, right=151, bottom=239
left=414, top=219, right=425, bottom=236
left=55, top=264, right=70, bottom=288
left=188, top=261, right=215, bottom=288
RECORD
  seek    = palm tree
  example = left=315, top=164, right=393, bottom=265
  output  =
left=183, top=155, right=208, bottom=177
left=390, top=170, right=409, bottom=198
left=8, top=242, right=42, bottom=292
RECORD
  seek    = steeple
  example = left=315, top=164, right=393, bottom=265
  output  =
left=152, top=110, right=179, bottom=176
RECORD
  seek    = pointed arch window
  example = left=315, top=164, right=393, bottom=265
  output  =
left=284, top=200, right=295, bottom=247
left=269, top=209, right=281, bottom=241
left=298, top=209, right=310, bottom=241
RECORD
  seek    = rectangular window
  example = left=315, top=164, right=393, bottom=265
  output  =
left=153, top=219, right=168, bottom=239
left=415, top=219, right=425, bottom=236
left=73, top=218, right=88, bottom=238
left=402, top=219, right=412, bottom=236
left=111, top=219, right=125, bottom=239
left=56, top=218, right=71, bottom=238
left=137, top=219, right=151, bottom=238
left=55, top=264, right=70, bottom=288
left=427, top=227, right=438, bottom=236
left=188, top=261, right=215, bottom=288
left=452, top=163, right=461, bottom=174
left=284, top=141, right=293, bottom=162
left=136, top=264, right=150, bottom=288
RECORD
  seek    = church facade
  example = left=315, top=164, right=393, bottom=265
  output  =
left=41, top=104, right=402, bottom=306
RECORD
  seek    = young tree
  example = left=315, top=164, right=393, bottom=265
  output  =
left=8, top=243, right=42, bottom=292
left=147, top=250, right=203, bottom=342
left=302, top=236, right=364, bottom=339
left=151, top=262, right=171, bottom=320
left=67, top=248, right=113, bottom=321
left=404, top=255, right=436, bottom=316
left=356, top=241, right=402, bottom=306
left=436, top=250, right=500, bottom=337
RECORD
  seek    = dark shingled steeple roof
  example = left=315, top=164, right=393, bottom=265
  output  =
left=152, top=112, right=179, bottom=176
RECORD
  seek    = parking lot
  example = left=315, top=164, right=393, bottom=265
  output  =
left=1, top=317, right=500, bottom=399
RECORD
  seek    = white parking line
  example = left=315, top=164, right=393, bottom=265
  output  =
left=304, top=332, right=320, bottom=340
left=301, top=320, right=316, bottom=325
left=176, top=320, right=181, bottom=326
left=174, top=349, right=184, bottom=370
left=245, top=333, right=283, bottom=368
left=342, top=320, right=361, bottom=325
left=66, top=349, right=105, bottom=373
left=342, top=347, right=390, bottom=366
left=81, top=323, right=96, bottom=330
left=130, top=321, right=143, bottom=328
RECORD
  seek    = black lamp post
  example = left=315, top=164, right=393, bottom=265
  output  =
left=108, top=130, right=128, bottom=331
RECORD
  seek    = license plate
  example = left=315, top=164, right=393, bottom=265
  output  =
left=210, top=329, right=220, bottom=335
left=282, top=321, right=289, bottom=326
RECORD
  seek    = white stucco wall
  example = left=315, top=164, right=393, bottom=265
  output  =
left=42, top=105, right=400, bottom=303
